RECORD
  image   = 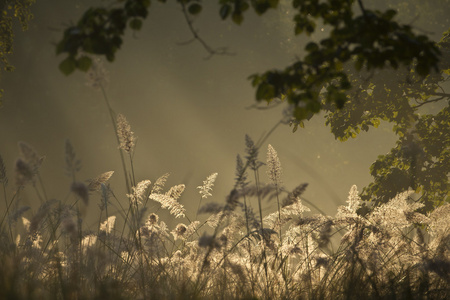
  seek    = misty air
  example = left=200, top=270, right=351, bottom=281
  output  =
left=0, top=0, right=449, bottom=299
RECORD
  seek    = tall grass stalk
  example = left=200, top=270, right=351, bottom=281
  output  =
left=1, top=90, right=448, bottom=299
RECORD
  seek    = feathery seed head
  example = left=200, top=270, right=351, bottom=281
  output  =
left=427, top=203, right=450, bottom=237
left=337, top=185, right=362, bottom=218
left=266, top=144, right=282, bottom=184
left=152, top=173, right=170, bottom=194
left=64, top=139, right=81, bottom=178
left=282, top=183, right=308, bottom=207
left=8, top=206, right=30, bottom=225
left=32, top=233, right=43, bottom=249
left=245, top=135, right=263, bottom=171
left=14, top=158, right=34, bottom=187
left=149, top=193, right=186, bottom=218
left=225, top=189, right=240, bottom=212
left=100, top=216, right=116, bottom=234
left=166, top=184, right=185, bottom=200
left=347, top=185, right=362, bottom=213
left=172, top=223, right=188, bottom=240
left=127, top=180, right=152, bottom=205
left=87, top=171, right=114, bottom=192
left=18, top=142, right=44, bottom=167
left=116, top=114, right=136, bottom=153
left=98, top=183, right=111, bottom=211
left=14, top=142, right=44, bottom=187
left=71, top=181, right=89, bottom=206
left=60, top=207, right=76, bottom=235
left=235, top=154, right=248, bottom=189
left=22, top=217, right=30, bottom=232
left=147, top=213, right=159, bottom=225
left=81, top=234, right=97, bottom=251
left=197, top=173, right=218, bottom=199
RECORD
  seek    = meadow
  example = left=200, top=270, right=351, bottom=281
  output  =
left=0, top=102, right=448, bottom=299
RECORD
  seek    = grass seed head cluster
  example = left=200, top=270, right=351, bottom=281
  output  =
left=0, top=115, right=449, bottom=300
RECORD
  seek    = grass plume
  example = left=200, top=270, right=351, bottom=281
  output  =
left=0, top=116, right=448, bottom=300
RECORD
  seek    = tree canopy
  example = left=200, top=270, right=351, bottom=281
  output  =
left=54, top=0, right=449, bottom=212
left=324, top=31, right=450, bottom=212
left=0, top=0, right=35, bottom=103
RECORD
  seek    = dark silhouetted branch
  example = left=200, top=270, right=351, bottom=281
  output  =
left=179, top=2, right=234, bottom=59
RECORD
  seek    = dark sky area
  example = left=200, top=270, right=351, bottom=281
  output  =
left=2, top=0, right=445, bottom=223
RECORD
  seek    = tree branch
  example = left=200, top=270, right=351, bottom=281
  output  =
left=412, top=96, right=446, bottom=109
left=179, top=2, right=234, bottom=59
left=357, top=0, right=368, bottom=18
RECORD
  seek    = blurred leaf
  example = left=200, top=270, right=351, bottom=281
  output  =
left=255, top=83, right=275, bottom=101
left=232, top=12, right=243, bottom=25
left=188, top=3, right=202, bottom=15
left=129, top=18, right=143, bottom=30
left=59, top=56, right=77, bottom=75
left=305, top=42, right=318, bottom=52
left=76, top=56, right=92, bottom=72
left=220, top=4, right=231, bottom=19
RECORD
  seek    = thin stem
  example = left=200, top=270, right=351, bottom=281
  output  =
left=99, top=85, right=132, bottom=194
left=253, top=168, right=270, bottom=293
left=242, top=194, right=256, bottom=297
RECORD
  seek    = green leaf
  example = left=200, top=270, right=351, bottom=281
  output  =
left=188, top=3, right=202, bottom=15
left=305, top=42, right=318, bottom=52
left=129, top=18, right=143, bottom=30
left=220, top=4, right=231, bottom=19
left=372, top=118, right=380, bottom=128
left=106, top=52, right=115, bottom=62
left=291, top=123, right=298, bottom=133
left=76, top=56, right=92, bottom=72
left=255, top=83, right=275, bottom=101
left=383, top=9, right=397, bottom=21
left=232, top=12, right=244, bottom=25
left=294, top=106, right=309, bottom=121
left=416, top=63, right=429, bottom=76
left=59, top=56, right=77, bottom=75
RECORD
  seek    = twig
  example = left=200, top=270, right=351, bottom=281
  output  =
left=179, top=2, right=234, bottom=59
left=357, top=0, right=368, bottom=18
left=412, top=96, right=446, bottom=108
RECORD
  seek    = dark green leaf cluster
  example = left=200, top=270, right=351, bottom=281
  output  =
left=251, top=0, right=440, bottom=121
left=362, top=105, right=450, bottom=212
left=56, top=0, right=152, bottom=75
left=0, top=0, right=35, bottom=102
left=218, top=0, right=279, bottom=24
left=325, top=32, right=450, bottom=212
left=56, top=0, right=219, bottom=75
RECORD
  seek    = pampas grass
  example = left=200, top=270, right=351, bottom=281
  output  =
left=0, top=115, right=448, bottom=300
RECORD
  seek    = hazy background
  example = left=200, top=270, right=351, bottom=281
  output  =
left=2, top=0, right=436, bottom=224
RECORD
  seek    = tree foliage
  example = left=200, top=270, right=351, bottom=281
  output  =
left=325, top=31, right=450, bottom=212
left=0, top=0, right=35, bottom=103
left=56, top=0, right=440, bottom=111
left=55, top=0, right=449, bottom=212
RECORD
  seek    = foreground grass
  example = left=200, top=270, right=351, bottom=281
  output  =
left=0, top=114, right=448, bottom=300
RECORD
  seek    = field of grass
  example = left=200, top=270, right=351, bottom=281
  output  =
left=1, top=113, right=448, bottom=300
left=1, top=70, right=449, bottom=299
